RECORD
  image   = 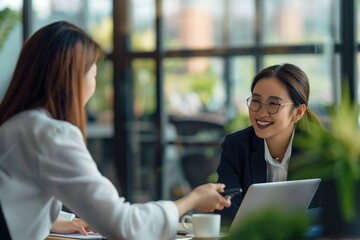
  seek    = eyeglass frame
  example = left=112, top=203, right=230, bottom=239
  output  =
left=246, top=96, right=294, bottom=114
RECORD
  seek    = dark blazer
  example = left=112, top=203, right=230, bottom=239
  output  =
left=215, top=125, right=319, bottom=223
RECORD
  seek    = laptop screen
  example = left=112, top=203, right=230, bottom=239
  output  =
left=229, top=178, right=321, bottom=233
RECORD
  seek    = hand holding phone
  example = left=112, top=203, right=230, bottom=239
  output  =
left=220, top=188, right=242, bottom=198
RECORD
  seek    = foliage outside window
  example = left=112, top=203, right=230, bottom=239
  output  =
left=0, top=7, right=19, bottom=51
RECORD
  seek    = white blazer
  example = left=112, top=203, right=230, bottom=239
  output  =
left=0, top=109, right=178, bottom=240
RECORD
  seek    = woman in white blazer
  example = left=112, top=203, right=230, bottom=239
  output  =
left=0, top=21, right=230, bottom=240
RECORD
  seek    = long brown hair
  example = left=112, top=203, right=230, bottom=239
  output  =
left=251, top=63, right=323, bottom=127
left=0, top=21, right=101, bottom=136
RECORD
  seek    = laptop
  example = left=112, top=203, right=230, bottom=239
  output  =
left=229, top=178, right=321, bottom=233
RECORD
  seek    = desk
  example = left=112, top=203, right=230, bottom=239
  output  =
left=47, top=236, right=72, bottom=240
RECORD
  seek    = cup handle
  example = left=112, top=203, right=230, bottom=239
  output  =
left=181, top=215, right=192, bottom=233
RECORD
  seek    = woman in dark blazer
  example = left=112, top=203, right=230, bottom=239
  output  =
left=215, top=63, right=323, bottom=223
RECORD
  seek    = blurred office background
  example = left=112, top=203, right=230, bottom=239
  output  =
left=0, top=0, right=359, bottom=203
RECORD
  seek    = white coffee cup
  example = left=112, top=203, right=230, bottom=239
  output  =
left=181, top=213, right=221, bottom=238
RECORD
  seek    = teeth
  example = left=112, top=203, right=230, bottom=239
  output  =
left=257, top=120, right=272, bottom=126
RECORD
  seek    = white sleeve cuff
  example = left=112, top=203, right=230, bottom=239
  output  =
left=57, top=211, right=75, bottom=221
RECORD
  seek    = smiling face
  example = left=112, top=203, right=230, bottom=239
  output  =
left=249, top=77, right=303, bottom=142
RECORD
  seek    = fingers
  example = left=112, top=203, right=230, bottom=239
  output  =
left=212, top=183, right=226, bottom=193
left=74, top=219, right=94, bottom=235
left=190, top=183, right=232, bottom=212
left=215, top=185, right=232, bottom=211
left=212, top=183, right=232, bottom=204
left=218, top=194, right=231, bottom=209
left=207, top=197, right=231, bottom=212
left=51, top=219, right=90, bottom=235
left=76, top=226, right=89, bottom=236
left=207, top=186, right=232, bottom=211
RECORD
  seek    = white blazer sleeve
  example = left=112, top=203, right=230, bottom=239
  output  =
left=37, top=122, right=179, bottom=240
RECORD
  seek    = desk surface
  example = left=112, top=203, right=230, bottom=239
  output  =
left=47, top=236, right=74, bottom=240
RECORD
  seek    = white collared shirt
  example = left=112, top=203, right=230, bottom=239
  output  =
left=264, top=128, right=295, bottom=182
left=0, top=109, right=178, bottom=240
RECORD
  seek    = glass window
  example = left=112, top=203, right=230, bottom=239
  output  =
left=131, top=59, right=157, bottom=202
left=130, top=0, right=155, bottom=51
left=230, top=57, right=256, bottom=113
left=132, top=59, right=156, bottom=120
left=163, top=0, right=224, bottom=49
left=87, top=59, right=114, bottom=122
left=32, top=0, right=113, bottom=51
left=227, top=0, right=255, bottom=46
left=357, top=0, right=360, bottom=42
left=357, top=54, right=360, bottom=105
left=164, top=57, right=225, bottom=116
left=226, top=57, right=256, bottom=133
left=0, top=0, right=22, bottom=101
left=357, top=1, right=360, bottom=105
left=89, top=0, right=113, bottom=53
left=262, top=0, right=339, bottom=45
left=33, top=0, right=88, bottom=32
left=163, top=57, right=226, bottom=199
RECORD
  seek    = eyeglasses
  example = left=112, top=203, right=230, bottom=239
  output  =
left=246, top=97, right=294, bottom=114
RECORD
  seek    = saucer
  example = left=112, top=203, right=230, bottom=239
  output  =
left=190, top=232, right=227, bottom=239
left=192, top=237, right=222, bottom=240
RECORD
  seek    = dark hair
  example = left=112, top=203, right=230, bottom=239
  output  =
left=251, top=63, right=322, bottom=127
left=0, top=21, right=102, bottom=136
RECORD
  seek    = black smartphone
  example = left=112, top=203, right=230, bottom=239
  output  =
left=220, top=188, right=242, bottom=197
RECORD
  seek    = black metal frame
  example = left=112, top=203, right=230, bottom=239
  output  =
left=340, top=0, right=358, bottom=101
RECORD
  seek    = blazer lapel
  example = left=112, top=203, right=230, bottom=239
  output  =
left=250, top=134, right=267, bottom=183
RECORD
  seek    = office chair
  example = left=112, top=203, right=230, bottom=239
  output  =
left=0, top=201, right=11, bottom=239
left=172, top=116, right=224, bottom=189
left=181, top=150, right=220, bottom=188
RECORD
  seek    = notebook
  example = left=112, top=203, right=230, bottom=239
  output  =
left=229, top=178, right=321, bottom=233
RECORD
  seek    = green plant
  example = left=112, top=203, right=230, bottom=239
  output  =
left=0, top=7, right=20, bottom=51
left=226, top=208, right=311, bottom=240
left=224, top=112, right=251, bottom=134
left=290, top=90, right=360, bottom=222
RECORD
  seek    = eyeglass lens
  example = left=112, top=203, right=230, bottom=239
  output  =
left=247, top=97, right=280, bottom=114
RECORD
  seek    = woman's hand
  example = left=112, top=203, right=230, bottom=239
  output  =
left=50, top=218, right=96, bottom=235
left=175, top=183, right=231, bottom=216
left=190, top=183, right=231, bottom=212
